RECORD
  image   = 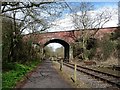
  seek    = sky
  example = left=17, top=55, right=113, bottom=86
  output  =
left=47, top=1, right=119, bottom=50
left=48, top=2, right=118, bottom=31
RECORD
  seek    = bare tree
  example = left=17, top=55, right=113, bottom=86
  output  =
left=1, top=2, right=66, bottom=34
left=67, top=2, right=115, bottom=60
left=72, top=2, right=114, bottom=35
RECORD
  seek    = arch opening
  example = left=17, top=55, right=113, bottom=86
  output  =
left=44, top=39, right=70, bottom=62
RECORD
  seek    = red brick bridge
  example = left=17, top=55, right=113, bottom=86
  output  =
left=23, top=27, right=119, bottom=62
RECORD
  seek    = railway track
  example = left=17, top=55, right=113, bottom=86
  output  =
left=63, top=62, right=120, bottom=88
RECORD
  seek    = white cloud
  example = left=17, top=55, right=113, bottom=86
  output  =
left=96, top=6, right=118, bottom=27
left=103, top=19, right=118, bottom=27
left=48, top=5, right=118, bottom=32
left=48, top=14, right=75, bottom=32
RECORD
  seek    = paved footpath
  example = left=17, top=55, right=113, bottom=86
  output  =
left=21, top=60, right=72, bottom=88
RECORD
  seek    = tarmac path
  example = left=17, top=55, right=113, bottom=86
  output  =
left=21, top=59, right=72, bottom=88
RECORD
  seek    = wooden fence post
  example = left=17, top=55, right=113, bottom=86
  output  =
left=74, top=58, right=77, bottom=83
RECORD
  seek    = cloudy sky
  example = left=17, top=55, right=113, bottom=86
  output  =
left=48, top=2, right=118, bottom=32
left=47, top=1, right=119, bottom=50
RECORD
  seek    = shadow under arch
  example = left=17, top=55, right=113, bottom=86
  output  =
left=44, top=39, right=69, bottom=62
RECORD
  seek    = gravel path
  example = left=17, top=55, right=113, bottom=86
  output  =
left=21, top=60, right=72, bottom=88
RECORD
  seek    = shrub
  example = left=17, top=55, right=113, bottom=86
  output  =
left=96, top=36, right=116, bottom=61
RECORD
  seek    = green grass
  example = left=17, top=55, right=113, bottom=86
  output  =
left=2, top=60, right=41, bottom=88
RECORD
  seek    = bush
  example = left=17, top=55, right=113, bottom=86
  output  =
left=72, top=38, right=97, bottom=60
left=88, top=47, right=96, bottom=60
left=2, top=60, right=40, bottom=88
left=95, top=35, right=116, bottom=61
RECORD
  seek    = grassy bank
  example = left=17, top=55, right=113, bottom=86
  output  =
left=2, top=60, right=41, bottom=88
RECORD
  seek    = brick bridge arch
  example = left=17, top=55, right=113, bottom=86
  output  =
left=23, top=27, right=119, bottom=62
left=23, top=31, right=76, bottom=61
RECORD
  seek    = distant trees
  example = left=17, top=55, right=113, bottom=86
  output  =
left=55, top=47, right=64, bottom=58
left=43, top=46, right=55, bottom=58
left=43, top=46, right=64, bottom=59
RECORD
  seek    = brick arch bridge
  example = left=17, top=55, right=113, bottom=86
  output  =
left=23, top=27, right=119, bottom=62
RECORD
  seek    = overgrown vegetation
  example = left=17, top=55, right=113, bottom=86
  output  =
left=73, top=37, right=97, bottom=60
left=110, top=30, right=120, bottom=61
left=2, top=17, right=42, bottom=63
left=2, top=60, right=40, bottom=88
left=70, top=2, right=118, bottom=63
left=70, top=2, right=116, bottom=62
left=2, top=17, right=42, bottom=88
left=96, top=36, right=116, bottom=61
left=73, top=28, right=120, bottom=65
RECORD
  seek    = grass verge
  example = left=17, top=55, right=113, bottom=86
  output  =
left=2, top=60, right=41, bottom=89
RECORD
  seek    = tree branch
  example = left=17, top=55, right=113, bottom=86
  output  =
left=2, top=2, right=53, bottom=13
